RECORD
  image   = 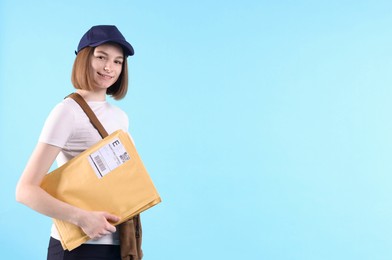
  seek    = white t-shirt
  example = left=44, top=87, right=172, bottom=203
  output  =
left=39, top=97, right=129, bottom=245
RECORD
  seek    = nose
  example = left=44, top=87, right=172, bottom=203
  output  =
left=104, top=60, right=113, bottom=72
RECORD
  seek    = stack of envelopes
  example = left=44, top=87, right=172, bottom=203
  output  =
left=41, top=130, right=161, bottom=250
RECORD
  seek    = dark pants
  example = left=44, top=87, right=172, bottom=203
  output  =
left=47, top=237, right=121, bottom=260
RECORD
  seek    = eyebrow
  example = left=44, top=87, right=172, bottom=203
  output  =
left=95, top=50, right=124, bottom=59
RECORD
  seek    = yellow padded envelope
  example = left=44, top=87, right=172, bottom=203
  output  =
left=40, top=129, right=161, bottom=251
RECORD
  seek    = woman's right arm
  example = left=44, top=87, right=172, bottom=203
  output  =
left=15, top=142, right=120, bottom=239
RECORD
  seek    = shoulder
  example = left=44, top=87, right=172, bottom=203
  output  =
left=61, top=97, right=82, bottom=113
left=38, top=98, right=78, bottom=147
left=46, top=98, right=78, bottom=122
left=49, top=97, right=79, bottom=113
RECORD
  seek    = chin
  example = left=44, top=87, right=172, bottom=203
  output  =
left=95, top=82, right=114, bottom=90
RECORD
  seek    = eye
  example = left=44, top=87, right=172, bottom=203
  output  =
left=95, top=55, right=106, bottom=60
left=115, top=60, right=123, bottom=65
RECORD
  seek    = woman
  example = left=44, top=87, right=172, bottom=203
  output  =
left=16, top=25, right=136, bottom=260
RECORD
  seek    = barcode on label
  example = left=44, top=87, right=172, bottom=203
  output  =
left=88, top=137, right=130, bottom=179
left=94, top=155, right=106, bottom=172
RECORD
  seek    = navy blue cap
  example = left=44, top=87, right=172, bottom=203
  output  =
left=76, top=25, right=134, bottom=56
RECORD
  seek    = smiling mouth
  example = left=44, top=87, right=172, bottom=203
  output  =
left=97, top=72, right=113, bottom=79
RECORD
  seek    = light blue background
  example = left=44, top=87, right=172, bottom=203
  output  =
left=1, top=1, right=392, bottom=259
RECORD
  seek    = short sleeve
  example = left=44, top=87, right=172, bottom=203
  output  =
left=38, top=102, right=75, bottom=148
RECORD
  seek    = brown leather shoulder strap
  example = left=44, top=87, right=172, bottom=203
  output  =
left=67, top=93, right=143, bottom=259
left=66, top=93, right=109, bottom=139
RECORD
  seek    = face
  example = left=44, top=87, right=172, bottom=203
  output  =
left=90, top=43, right=124, bottom=90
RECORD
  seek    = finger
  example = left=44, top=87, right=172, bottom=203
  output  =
left=99, top=230, right=111, bottom=236
left=104, top=213, right=120, bottom=223
left=92, top=234, right=102, bottom=240
left=91, top=230, right=109, bottom=240
left=106, top=224, right=116, bottom=233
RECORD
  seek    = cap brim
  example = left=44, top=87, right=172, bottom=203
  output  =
left=89, top=39, right=134, bottom=56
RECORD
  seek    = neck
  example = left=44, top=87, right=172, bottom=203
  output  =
left=76, top=89, right=106, bottom=102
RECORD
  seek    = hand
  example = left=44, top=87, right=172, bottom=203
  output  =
left=77, top=211, right=120, bottom=240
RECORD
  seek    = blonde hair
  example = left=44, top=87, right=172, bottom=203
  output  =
left=71, top=46, right=129, bottom=100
